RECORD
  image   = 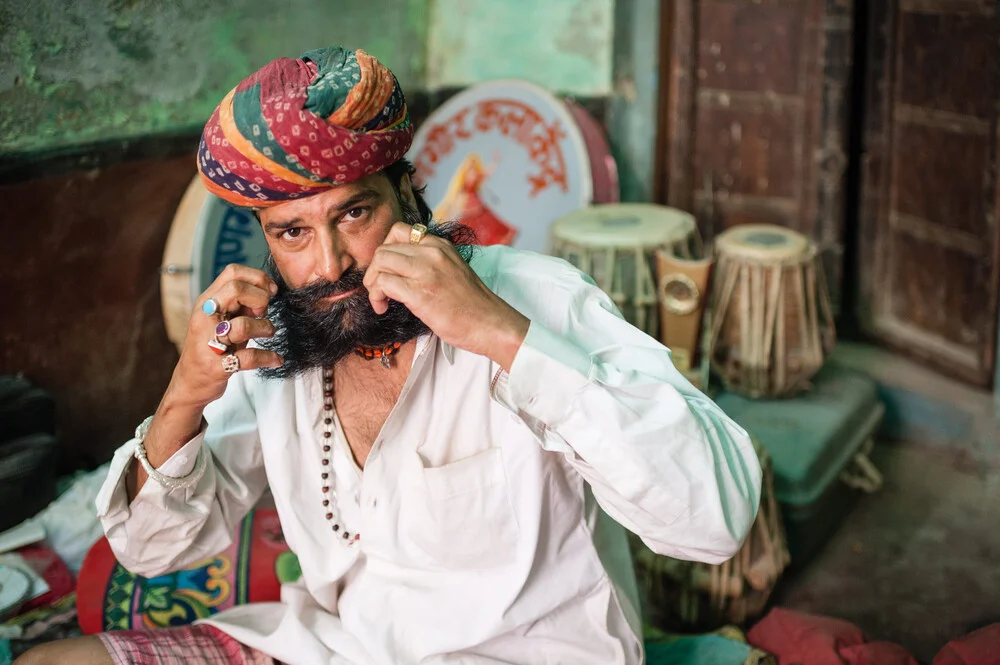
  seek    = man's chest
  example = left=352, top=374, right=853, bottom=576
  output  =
left=333, top=367, right=409, bottom=468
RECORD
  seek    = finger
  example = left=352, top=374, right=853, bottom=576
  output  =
left=208, top=264, right=278, bottom=297
left=219, top=316, right=275, bottom=347
left=367, top=271, right=413, bottom=316
left=209, top=280, right=272, bottom=318
left=221, top=347, right=284, bottom=373
left=364, top=246, right=419, bottom=291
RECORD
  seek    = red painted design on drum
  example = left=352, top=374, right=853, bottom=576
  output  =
left=414, top=99, right=569, bottom=197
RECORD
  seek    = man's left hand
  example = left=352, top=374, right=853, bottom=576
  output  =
left=363, top=222, right=529, bottom=372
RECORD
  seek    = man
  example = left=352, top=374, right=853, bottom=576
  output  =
left=18, top=47, right=761, bottom=665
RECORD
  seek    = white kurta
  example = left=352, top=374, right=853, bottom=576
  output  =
left=96, top=245, right=762, bottom=665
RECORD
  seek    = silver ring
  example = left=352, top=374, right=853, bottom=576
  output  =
left=207, top=339, right=229, bottom=355
left=215, top=320, right=233, bottom=346
left=221, top=354, right=240, bottom=374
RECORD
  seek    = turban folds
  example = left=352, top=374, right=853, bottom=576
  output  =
left=197, top=46, right=413, bottom=208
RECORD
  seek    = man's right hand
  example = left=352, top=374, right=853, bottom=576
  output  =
left=127, top=264, right=283, bottom=499
left=171, top=263, right=284, bottom=410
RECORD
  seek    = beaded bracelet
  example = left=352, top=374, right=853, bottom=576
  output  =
left=133, top=415, right=207, bottom=491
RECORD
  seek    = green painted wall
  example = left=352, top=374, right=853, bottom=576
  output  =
left=0, top=0, right=430, bottom=154
left=426, top=0, right=614, bottom=96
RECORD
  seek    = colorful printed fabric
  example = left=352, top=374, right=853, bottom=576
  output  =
left=97, top=624, right=277, bottom=665
left=198, top=46, right=413, bottom=208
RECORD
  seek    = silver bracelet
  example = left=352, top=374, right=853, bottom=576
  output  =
left=133, top=415, right=206, bottom=491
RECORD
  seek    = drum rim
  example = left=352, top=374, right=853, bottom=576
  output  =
left=409, top=78, right=595, bottom=208
left=161, top=175, right=213, bottom=349
left=550, top=203, right=696, bottom=248
left=714, top=223, right=812, bottom=262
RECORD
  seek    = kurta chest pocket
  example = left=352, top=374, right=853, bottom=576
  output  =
left=403, top=446, right=520, bottom=569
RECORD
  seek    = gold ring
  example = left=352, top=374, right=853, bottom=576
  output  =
left=409, top=223, right=428, bottom=245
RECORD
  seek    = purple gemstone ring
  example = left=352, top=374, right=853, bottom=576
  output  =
left=215, top=320, right=232, bottom=345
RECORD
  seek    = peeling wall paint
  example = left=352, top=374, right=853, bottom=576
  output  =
left=426, top=0, right=614, bottom=96
left=0, top=0, right=430, bottom=153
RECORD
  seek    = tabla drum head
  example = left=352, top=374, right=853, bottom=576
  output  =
left=161, top=177, right=270, bottom=348
left=714, top=224, right=811, bottom=264
left=408, top=80, right=593, bottom=254
left=551, top=203, right=696, bottom=249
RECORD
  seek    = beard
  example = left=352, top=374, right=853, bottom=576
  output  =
left=256, top=202, right=476, bottom=380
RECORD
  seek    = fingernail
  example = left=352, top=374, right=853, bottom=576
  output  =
left=269, top=281, right=278, bottom=295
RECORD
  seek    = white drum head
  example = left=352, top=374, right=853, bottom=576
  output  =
left=715, top=224, right=811, bottom=263
left=408, top=80, right=593, bottom=254
left=551, top=203, right=696, bottom=249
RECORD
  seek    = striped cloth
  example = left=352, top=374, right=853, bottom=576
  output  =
left=98, top=624, right=278, bottom=665
left=197, top=46, right=413, bottom=209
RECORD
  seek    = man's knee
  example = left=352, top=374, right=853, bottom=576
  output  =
left=14, top=636, right=112, bottom=665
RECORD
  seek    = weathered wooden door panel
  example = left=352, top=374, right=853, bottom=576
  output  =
left=858, top=0, right=999, bottom=386
left=658, top=0, right=853, bottom=310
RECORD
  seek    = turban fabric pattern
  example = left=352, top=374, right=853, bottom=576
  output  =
left=197, top=46, right=414, bottom=208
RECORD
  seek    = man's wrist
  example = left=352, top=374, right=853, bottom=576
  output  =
left=487, top=307, right=530, bottom=374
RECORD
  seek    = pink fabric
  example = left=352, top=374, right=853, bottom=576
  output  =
left=748, top=608, right=918, bottom=665
left=97, top=624, right=277, bottom=665
left=932, top=624, right=1000, bottom=665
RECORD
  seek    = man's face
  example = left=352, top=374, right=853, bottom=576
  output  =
left=253, top=172, right=432, bottom=378
left=257, top=173, right=414, bottom=294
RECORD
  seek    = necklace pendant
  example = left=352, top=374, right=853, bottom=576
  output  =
left=380, top=355, right=391, bottom=369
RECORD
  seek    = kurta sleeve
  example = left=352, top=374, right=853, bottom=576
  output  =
left=95, top=371, right=268, bottom=577
left=488, top=252, right=762, bottom=565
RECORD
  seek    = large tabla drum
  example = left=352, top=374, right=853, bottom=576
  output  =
left=708, top=224, right=835, bottom=398
left=550, top=204, right=698, bottom=339
left=160, top=177, right=269, bottom=350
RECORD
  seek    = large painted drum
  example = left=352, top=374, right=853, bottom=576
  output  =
left=708, top=224, right=836, bottom=398
left=408, top=80, right=613, bottom=254
left=550, top=204, right=697, bottom=340
left=160, top=177, right=269, bottom=350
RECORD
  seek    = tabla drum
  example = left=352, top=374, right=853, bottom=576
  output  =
left=655, top=249, right=713, bottom=376
left=408, top=80, right=604, bottom=253
left=550, top=204, right=698, bottom=339
left=708, top=224, right=835, bottom=398
left=160, top=176, right=270, bottom=350
left=631, top=436, right=789, bottom=631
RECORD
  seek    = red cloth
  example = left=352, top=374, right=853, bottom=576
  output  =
left=748, top=608, right=918, bottom=665
left=97, top=624, right=276, bottom=665
left=16, top=544, right=75, bottom=612
left=932, top=624, right=1000, bottom=665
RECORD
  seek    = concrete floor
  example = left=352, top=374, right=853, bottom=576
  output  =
left=770, top=441, right=1000, bottom=664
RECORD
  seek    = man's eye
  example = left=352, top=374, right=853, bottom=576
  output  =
left=281, top=228, right=302, bottom=240
left=345, top=207, right=368, bottom=221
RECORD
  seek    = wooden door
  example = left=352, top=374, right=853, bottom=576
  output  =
left=858, top=0, right=1000, bottom=387
left=657, top=0, right=853, bottom=310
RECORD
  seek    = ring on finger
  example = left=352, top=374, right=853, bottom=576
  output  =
left=409, top=223, right=428, bottom=245
left=221, top=353, right=240, bottom=374
left=202, top=297, right=222, bottom=316
left=215, top=320, right=233, bottom=346
left=207, top=339, right=229, bottom=355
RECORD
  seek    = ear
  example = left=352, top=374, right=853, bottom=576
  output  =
left=398, top=173, right=417, bottom=210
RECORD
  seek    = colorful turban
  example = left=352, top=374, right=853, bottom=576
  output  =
left=197, top=46, right=413, bottom=208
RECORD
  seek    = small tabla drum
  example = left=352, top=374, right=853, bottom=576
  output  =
left=708, top=224, right=835, bottom=399
left=630, top=437, right=789, bottom=631
left=550, top=204, right=698, bottom=339
left=160, top=176, right=270, bottom=350
left=655, top=249, right=713, bottom=376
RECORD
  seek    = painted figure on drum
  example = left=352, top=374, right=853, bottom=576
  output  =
left=433, top=152, right=518, bottom=247
left=18, top=47, right=761, bottom=665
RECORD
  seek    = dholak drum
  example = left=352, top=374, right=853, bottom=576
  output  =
left=708, top=224, right=835, bottom=398
left=630, top=437, right=789, bottom=631
left=550, top=204, right=698, bottom=339
left=160, top=176, right=270, bottom=350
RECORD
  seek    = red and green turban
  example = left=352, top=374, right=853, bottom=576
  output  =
left=197, top=46, right=413, bottom=208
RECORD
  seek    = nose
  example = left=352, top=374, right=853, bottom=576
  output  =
left=314, top=229, right=352, bottom=283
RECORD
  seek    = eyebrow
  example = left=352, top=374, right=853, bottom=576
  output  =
left=263, top=187, right=383, bottom=233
